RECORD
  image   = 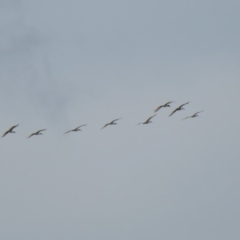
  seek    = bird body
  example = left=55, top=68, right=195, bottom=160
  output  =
left=169, top=102, right=189, bottom=117
left=2, top=124, right=19, bottom=138
left=154, top=101, right=174, bottom=112
left=137, top=114, right=156, bottom=125
left=101, top=118, right=122, bottom=129
left=182, top=111, right=204, bottom=120
left=28, top=129, right=46, bottom=138
left=64, top=124, right=87, bottom=134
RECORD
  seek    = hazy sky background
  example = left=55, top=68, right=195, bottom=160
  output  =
left=0, top=0, right=240, bottom=239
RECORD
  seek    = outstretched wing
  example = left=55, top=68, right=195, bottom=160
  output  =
left=36, top=129, right=47, bottom=134
left=27, top=133, right=35, bottom=138
left=2, top=131, right=9, bottom=138
left=193, top=110, right=204, bottom=117
left=181, top=116, right=190, bottom=121
left=179, top=102, right=189, bottom=108
left=8, top=124, right=19, bottom=132
left=110, top=118, right=122, bottom=124
left=78, top=124, right=87, bottom=128
left=145, top=114, right=156, bottom=122
left=169, top=108, right=178, bottom=117
left=75, top=124, right=87, bottom=130
left=64, top=129, right=73, bottom=134
left=163, top=101, right=174, bottom=106
left=101, top=123, right=109, bottom=130
left=154, top=105, right=163, bottom=112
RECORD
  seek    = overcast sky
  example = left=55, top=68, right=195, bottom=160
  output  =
left=0, top=0, right=240, bottom=239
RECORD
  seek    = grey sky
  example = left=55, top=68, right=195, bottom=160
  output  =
left=0, top=0, right=240, bottom=239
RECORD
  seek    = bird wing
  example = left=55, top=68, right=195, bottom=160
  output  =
left=2, top=131, right=9, bottom=138
left=169, top=108, right=178, bottom=116
left=64, top=129, right=73, bottom=134
left=179, top=102, right=189, bottom=108
left=154, top=105, right=163, bottom=112
left=27, top=133, right=35, bottom=138
left=35, top=129, right=46, bottom=134
left=101, top=123, right=109, bottom=130
left=8, top=124, right=19, bottom=132
left=181, top=116, right=190, bottom=121
left=145, top=114, right=156, bottom=122
left=163, top=101, right=174, bottom=106
left=193, top=110, right=204, bottom=117
left=76, top=124, right=87, bottom=130
left=110, top=118, right=122, bottom=124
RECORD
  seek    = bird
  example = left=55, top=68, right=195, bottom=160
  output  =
left=2, top=124, right=19, bottom=138
left=101, top=118, right=122, bottom=129
left=154, top=101, right=174, bottom=112
left=64, top=124, right=87, bottom=134
left=169, top=102, right=189, bottom=117
left=28, top=129, right=46, bottom=138
left=182, top=111, right=204, bottom=120
left=137, top=114, right=156, bottom=125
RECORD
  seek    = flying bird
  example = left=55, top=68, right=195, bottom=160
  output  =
left=2, top=124, right=19, bottom=138
left=137, top=114, right=156, bottom=125
left=154, top=101, right=174, bottom=113
left=64, top=124, right=87, bottom=134
left=28, top=129, right=46, bottom=138
left=182, top=111, right=204, bottom=120
left=169, top=102, right=189, bottom=117
left=101, top=118, right=122, bottom=130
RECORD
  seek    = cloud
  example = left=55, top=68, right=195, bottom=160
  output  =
left=0, top=2, right=68, bottom=124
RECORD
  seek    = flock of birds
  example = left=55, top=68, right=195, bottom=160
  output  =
left=1, top=101, right=204, bottom=138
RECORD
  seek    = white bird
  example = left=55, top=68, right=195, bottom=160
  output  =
left=137, top=114, right=156, bottom=125
left=64, top=124, right=87, bottom=134
left=169, top=102, right=189, bottom=117
left=2, top=124, right=19, bottom=138
left=182, top=111, right=204, bottom=120
left=101, top=118, right=122, bottom=130
left=154, top=101, right=174, bottom=112
left=28, top=129, right=46, bottom=138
